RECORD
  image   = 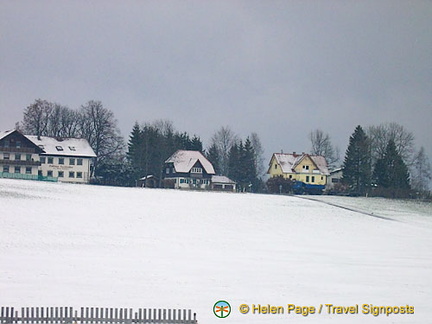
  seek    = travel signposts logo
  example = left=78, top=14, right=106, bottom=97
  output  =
left=213, top=300, right=231, bottom=318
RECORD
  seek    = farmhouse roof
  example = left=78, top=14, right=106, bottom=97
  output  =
left=0, top=129, right=15, bottom=141
left=26, top=135, right=96, bottom=158
left=0, top=129, right=45, bottom=153
left=165, top=150, right=215, bottom=174
left=272, top=152, right=330, bottom=175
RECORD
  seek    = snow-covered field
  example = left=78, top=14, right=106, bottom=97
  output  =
left=1, top=178, right=431, bottom=323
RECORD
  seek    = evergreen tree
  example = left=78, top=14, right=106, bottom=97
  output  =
left=373, top=139, right=411, bottom=198
left=190, top=135, right=203, bottom=152
left=228, top=141, right=241, bottom=187
left=342, top=125, right=371, bottom=196
left=243, top=137, right=258, bottom=191
left=126, top=120, right=205, bottom=186
left=206, top=143, right=221, bottom=175
left=127, top=122, right=144, bottom=177
left=227, top=138, right=259, bottom=192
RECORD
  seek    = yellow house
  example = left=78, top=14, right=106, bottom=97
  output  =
left=268, top=152, right=330, bottom=187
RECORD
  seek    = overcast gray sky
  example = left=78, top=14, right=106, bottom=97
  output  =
left=1, top=0, right=431, bottom=165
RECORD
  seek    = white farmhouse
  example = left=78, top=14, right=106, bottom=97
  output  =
left=26, top=135, right=96, bottom=183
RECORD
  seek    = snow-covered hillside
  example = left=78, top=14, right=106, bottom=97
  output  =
left=1, top=179, right=431, bottom=323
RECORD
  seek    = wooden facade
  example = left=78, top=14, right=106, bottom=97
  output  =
left=0, top=130, right=44, bottom=181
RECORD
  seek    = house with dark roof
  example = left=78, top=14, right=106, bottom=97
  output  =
left=0, top=130, right=44, bottom=180
left=267, top=152, right=330, bottom=193
left=163, top=150, right=216, bottom=189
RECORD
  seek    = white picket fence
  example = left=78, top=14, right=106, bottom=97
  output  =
left=0, top=307, right=197, bottom=324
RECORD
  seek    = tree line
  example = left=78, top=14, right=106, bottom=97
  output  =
left=338, top=125, right=430, bottom=198
left=17, top=99, right=431, bottom=196
left=18, top=99, right=265, bottom=191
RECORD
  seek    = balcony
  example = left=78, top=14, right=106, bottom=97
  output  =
left=0, top=147, right=37, bottom=153
left=0, top=159, right=41, bottom=166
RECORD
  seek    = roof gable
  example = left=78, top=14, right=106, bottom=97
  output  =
left=165, top=150, right=215, bottom=174
left=270, top=152, right=330, bottom=175
left=0, top=129, right=44, bottom=153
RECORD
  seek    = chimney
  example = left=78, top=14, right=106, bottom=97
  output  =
left=293, top=151, right=296, bottom=155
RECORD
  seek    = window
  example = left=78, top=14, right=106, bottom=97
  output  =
left=321, top=176, right=324, bottom=180
left=69, top=158, right=75, bottom=165
left=38, top=170, right=42, bottom=176
left=16, top=141, right=21, bottom=148
left=303, top=165, right=309, bottom=170
left=4, top=140, right=9, bottom=148
left=26, top=167, right=32, bottom=174
left=274, top=164, right=277, bottom=169
left=77, top=159, right=83, bottom=166
left=14, top=166, right=21, bottom=174
left=68, top=146, right=76, bottom=151
left=59, top=158, right=64, bottom=165
left=311, top=176, right=315, bottom=183
left=15, top=154, right=21, bottom=161
left=306, top=176, right=310, bottom=182
left=3, top=153, right=9, bottom=160
left=77, top=172, right=82, bottom=178
left=166, top=168, right=170, bottom=174
left=40, top=157, right=46, bottom=164
left=191, top=167, right=202, bottom=173
left=58, top=171, right=64, bottom=178
left=289, top=175, right=292, bottom=179
left=3, top=165, right=9, bottom=173
left=26, top=154, right=32, bottom=161
left=47, top=170, right=53, bottom=177
left=69, top=171, right=75, bottom=178
left=48, top=157, right=53, bottom=164
left=56, top=146, right=63, bottom=151
left=180, top=179, right=185, bottom=184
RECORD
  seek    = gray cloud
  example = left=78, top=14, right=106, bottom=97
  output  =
left=1, top=0, right=431, bottom=163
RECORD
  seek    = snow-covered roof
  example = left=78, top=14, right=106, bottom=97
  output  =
left=211, top=175, right=236, bottom=184
left=272, top=153, right=330, bottom=175
left=330, top=167, right=343, bottom=174
left=0, top=129, right=16, bottom=141
left=26, top=135, right=96, bottom=158
left=165, top=150, right=215, bottom=174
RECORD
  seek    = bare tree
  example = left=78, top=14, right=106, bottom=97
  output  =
left=22, top=99, right=53, bottom=138
left=209, top=126, right=238, bottom=176
left=22, top=99, right=81, bottom=139
left=79, top=100, right=124, bottom=176
left=367, top=123, right=415, bottom=165
left=411, top=147, right=431, bottom=194
left=309, top=129, right=339, bottom=168
left=59, top=108, right=81, bottom=138
left=46, top=103, right=79, bottom=138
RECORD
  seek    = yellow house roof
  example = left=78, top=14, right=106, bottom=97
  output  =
left=269, top=153, right=330, bottom=175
